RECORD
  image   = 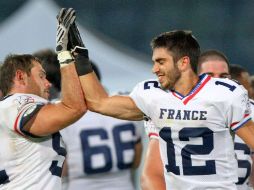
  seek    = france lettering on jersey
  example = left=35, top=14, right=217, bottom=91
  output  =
left=0, top=93, right=66, bottom=190
left=130, top=74, right=251, bottom=190
left=61, top=111, right=142, bottom=190
left=234, top=99, right=254, bottom=190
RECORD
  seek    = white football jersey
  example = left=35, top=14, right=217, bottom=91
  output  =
left=0, top=93, right=66, bottom=190
left=130, top=74, right=251, bottom=190
left=61, top=111, right=142, bottom=190
left=234, top=99, right=254, bottom=190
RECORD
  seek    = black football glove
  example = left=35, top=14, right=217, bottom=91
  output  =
left=68, top=16, right=93, bottom=75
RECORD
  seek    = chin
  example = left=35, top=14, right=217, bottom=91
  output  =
left=160, top=84, right=168, bottom=90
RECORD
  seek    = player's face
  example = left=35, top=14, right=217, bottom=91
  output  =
left=199, top=60, right=230, bottom=78
left=152, top=47, right=181, bottom=89
left=26, top=61, right=52, bottom=99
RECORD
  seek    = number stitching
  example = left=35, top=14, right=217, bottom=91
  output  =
left=49, top=132, right=67, bottom=177
left=144, top=81, right=160, bottom=90
left=160, top=127, right=216, bottom=175
left=234, top=142, right=251, bottom=185
left=80, top=123, right=137, bottom=174
left=215, top=81, right=236, bottom=91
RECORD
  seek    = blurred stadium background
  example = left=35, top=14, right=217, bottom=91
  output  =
left=1, top=0, right=254, bottom=75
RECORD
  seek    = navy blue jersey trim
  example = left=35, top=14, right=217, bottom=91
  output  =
left=19, top=104, right=44, bottom=138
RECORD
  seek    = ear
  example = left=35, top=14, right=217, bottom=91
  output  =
left=15, top=70, right=27, bottom=85
left=178, top=56, right=190, bottom=71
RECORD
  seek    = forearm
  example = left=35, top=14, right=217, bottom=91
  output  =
left=236, top=120, right=254, bottom=150
left=141, top=139, right=166, bottom=190
left=249, top=154, right=254, bottom=187
left=132, top=142, right=143, bottom=169
left=61, top=63, right=86, bottom=115
left=79, top=72, right=108, bottom=111
left=78, top=72, right=143, bottom=120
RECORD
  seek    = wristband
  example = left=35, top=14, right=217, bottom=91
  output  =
left=57, top=51, right=74, bottom=65
left=74, top=54, right=93, bottom=76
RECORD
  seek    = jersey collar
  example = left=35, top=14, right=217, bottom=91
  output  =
left=172, top=74, right=211, bottom=105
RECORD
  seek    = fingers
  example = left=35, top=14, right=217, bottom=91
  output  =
left=57, top=8, right=76, bottom=27
left=61, top=8, right=76, bottom=28
left=57, top=8, right=66, bottom=22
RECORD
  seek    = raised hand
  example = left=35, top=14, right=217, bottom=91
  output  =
left=67, top=12, right=93, bottom=76
left=56, top=8, right=76, bottom=64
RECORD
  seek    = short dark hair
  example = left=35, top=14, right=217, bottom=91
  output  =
left=0, top=54, right=40, bottom=96
left=198, top=49, right=230, bottom=73
left=229, top=64, right=247, bottom=80
left=150, top=30, right=200, bottom=73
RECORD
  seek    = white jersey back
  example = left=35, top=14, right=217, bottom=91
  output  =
left=0, top=94, right=66, bottom=190
left=130, top=74, right=251, bottom=190
left=234, top=99, right=254, bottom=190
left=61, top=111, right=141, bottom=190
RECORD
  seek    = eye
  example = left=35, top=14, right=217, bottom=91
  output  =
left=39, top=73, right=46, bottom=79
left=158, top=60, right=164, bottom=65
left=220, top=74, right=230, bottom=79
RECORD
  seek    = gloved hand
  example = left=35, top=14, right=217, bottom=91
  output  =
left=56, top=8, right=76, bottom=65
left=68, top=22, right=88, bottom=57
left=68, top=15, right=93, bottom=76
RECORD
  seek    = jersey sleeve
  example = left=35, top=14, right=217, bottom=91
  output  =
left=129, top=80, right=158, bottom=118
left=226, top=87, right=252, bottom=132
left=7, top=94, right=47, bottom=137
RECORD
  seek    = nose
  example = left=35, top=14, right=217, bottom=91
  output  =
left=46, top=79, right=52, bottom=88
left=152, top=63, right=159, bottom=74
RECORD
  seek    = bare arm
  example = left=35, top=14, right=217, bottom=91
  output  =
left=79, top=73, right=143, bottom=120
left=249, top=154, right=254, bottom=187
left=24, top=63, right=86, bottom=136
left=235, top=120, right=254, bottom=150
left=132, top=141, right=143, bottom=169
left=141, top=139, right=166, bottom=190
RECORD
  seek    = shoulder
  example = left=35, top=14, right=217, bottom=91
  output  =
left=208, top=77, right=247, bottom=97
left=0, top=93, right=47, bottom=108
left=131, top=78, right=162, bottom=93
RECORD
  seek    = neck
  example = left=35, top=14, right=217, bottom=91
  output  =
left=8, top=86, right=28, bottom=96
left=173, top=71, right=199, bottom=96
